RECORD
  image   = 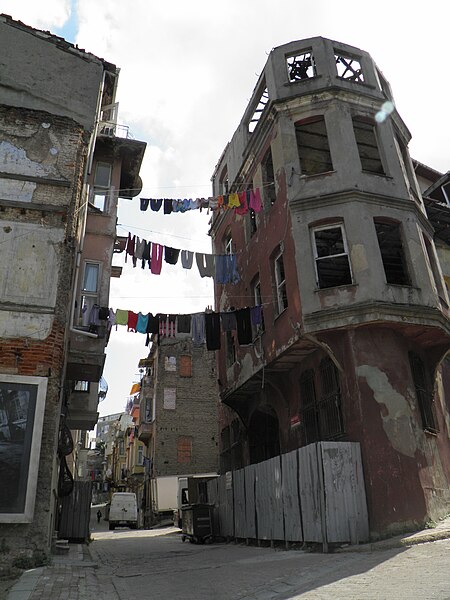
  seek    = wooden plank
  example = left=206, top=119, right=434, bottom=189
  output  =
left=244, top=464, right=256, bottom=539
left=281, top=450, right=303, bottom=542
left=320, top=441, right=369, bottom=543
left=59, top=481, right=92, bottom=541
left=233, top=468, right=246, bottom=538
left=298, top=444, right=323, bottom=542
left=255, top=456, right=283, bottom=540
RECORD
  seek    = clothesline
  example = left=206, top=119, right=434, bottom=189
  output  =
left=139, top=185, right=270, bottom=215
left=87, top=306, right=264, bottom=350
left=120, top=232, right=240, bottom=284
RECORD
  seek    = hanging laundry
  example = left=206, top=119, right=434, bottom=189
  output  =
left=235, top=307, right=253, bottom=345
left=151, top=243, right=164, bottom=275
left=141, top=241, right=151, bottom=269
left=181, top=250, right=194, bottom=269
left=127, top=311, right=138, bottom=332
left=228, top=192, right=240, bottom=209
left=205, top=312, right=221, bottom=351
left=136, top=312, right=149, bottom=334
left=125, top=233, right=135, bottom=263
left=236, top=190, right=249, bottom=215
left=163, top=198, right=173, bottom=214
left=150, top=198, right=162, bottom=212
left=191, top=312, right=206, bottom=346
left=115, top=309, right=129, bottom=326
left=220, top=311, right=237, bottom=331
left=146, top=313, right=159, bottom=334
left=249, top=188, right=262, bottom=213
left=250, top=305, right=263, bottom=326
left=215, top=254, right=240, bottom=284
left=196, top=253, right=215, bottom=278
left=134, top=237, right=146, bottom=260
left=164, top=246, right=180, bottom=265
left=140, top=198, right=149, bottom=211
left=88, top=304, right=101, bottom=327
left=98, top=306, right=109, bottom=321
left=159, top=314, right=176, bottom=337
left=176, top=314, right=191, bottom=335
left=107, top=308, right=116, bottom=331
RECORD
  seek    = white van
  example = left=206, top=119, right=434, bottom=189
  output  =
left=108, top=492, right=138, bottom=530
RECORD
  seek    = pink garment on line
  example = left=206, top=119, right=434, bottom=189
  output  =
left=151, top=243, right=164, bottom=275
left=249, top=188, right=262, bottom=213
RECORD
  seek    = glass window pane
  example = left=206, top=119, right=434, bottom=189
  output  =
left=314, top=228, right=345, bottom=258
left=82, top=263, right=99, bottom=292
left=93, top=193, right=106, bottom=212
left=94, top=163, right=111, bottom=188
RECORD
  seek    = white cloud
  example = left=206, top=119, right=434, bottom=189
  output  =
left=0, top=0, right=71, bottom=29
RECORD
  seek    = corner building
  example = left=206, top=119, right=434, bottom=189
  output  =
left=210, top=37, right=450, bottom=537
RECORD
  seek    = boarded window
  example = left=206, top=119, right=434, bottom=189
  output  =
left=374, top=220, right=410, bottom=285
left=296, top=117, right=333, bottom=176
left=409, top=353, right=438, bottom=432
left=353, top=117, right=385, bottom=174
left=163, top=387, right=176, bottom=410
left=179, top=355, right=192, bottom=378
left=312, top=225, right=352, bottom=289
left=318, top=358, right=344, bottom=438
left=177, top=436, right=192, bottom=463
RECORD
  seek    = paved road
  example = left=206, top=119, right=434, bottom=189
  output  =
left=90, top=528, right=450, bottom=599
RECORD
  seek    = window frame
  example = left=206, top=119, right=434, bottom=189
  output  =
left=79, top=261, right=101, bottom=326
left=262, top=146, right=276, bottom=208
left=251, top=275, right=265, bottom=335
left=91, top=161, right=112, bottom=212
left=311, top=223, right=353, bottom=289
left=374, top=219, right=411, bottom=286
left=273, top=248, right=288, bottom=316
left=295, top=116, right=334, bottom=177
left=352, top=116, right=385, bottom=175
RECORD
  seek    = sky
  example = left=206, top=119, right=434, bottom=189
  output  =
left=2, top=0, right=449, bottom=420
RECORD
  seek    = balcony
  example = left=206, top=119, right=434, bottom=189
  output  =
left=65, top=382, right=100, bottom=430
left=138, top=422, right=153, bottom=443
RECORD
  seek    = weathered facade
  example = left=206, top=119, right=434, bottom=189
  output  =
left=0, top=15, right=145, bottom=562
left=210, top=37, right=450, bottom=537
left=138, top=338, right=219, bottom=523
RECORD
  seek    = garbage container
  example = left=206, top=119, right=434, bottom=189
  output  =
left=181, top=504, right=213, bottom=544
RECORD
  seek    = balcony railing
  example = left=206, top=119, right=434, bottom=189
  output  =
left=98, top=121, right=132, bottom=139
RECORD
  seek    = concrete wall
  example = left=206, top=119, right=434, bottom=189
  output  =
left=0, top=16, right=105, bottom=131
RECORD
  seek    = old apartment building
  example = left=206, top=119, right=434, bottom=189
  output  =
left=137, top=337, right=219, bottom=524
left=210, top=37, right=450, bottom=537
left=0, top=15, right=145, bottom=561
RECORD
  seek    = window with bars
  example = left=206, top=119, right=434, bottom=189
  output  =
left=312, top=224, right=352, bottom=289
left=296, top=116, right=333, bottom=176
left=409, top=352, right=438, bottom=432
left=299, top=358, right=344, bottom=444
left=374, top=220, right=410, bottom=285
left=352, top=117, right=385, bottom=175
left=273, top=249, right=288, bottom=315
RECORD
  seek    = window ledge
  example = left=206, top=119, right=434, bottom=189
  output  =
left=384, top=283, right=415, bottom=289
left=274, top=307, right=288, bottom=321
left=315, top=283, right=358, bottom=293
left=299, top=170, right=336, bottom=180
left=361, top=171, right=393, bottom=180
left=424, top=428, right=439, bottom=436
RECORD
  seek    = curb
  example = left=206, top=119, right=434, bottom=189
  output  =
left=336, top=529, right=450, bottom=553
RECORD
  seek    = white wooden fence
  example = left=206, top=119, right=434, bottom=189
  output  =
left=207, top=442, right=368, bottom=546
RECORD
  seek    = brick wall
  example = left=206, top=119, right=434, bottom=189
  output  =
left=153, top=339, right=219, bottom=477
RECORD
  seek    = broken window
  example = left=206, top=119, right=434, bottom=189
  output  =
left=409, top=352, right=438, bottom=433
left=335, top=52, right=364, bottom=82
left=422, top=234, right=448, bottom=303
left=352, top=117, right=385, bottom=175
left=251, top=275, right=265, bottom=335
left=296, top=116, right=333, bottom=176
left=286, top=50, right=316, bottom=82
left=273, top=249, right=288, bottom=315
left=262, top=147, right=276, bottom=207
left=312, top=224, right=352, bottom=289
left=374, top=220, right=410, bottom=285
left=248, top=83, right=269, bottom=133
left=224, top=232, right=233, bottom=255
left=92, top=161, right=112, bottom=212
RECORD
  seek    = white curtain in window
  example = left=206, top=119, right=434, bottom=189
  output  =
left=83, top=263, right=99, bottom=292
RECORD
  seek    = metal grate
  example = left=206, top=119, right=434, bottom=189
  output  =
left=318, top=358, right=344, bottom=439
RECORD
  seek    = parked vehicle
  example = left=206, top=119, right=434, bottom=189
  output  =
left=108, top=492, right=138, bottom=530
left=174, top=474, right=218, bottom=529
